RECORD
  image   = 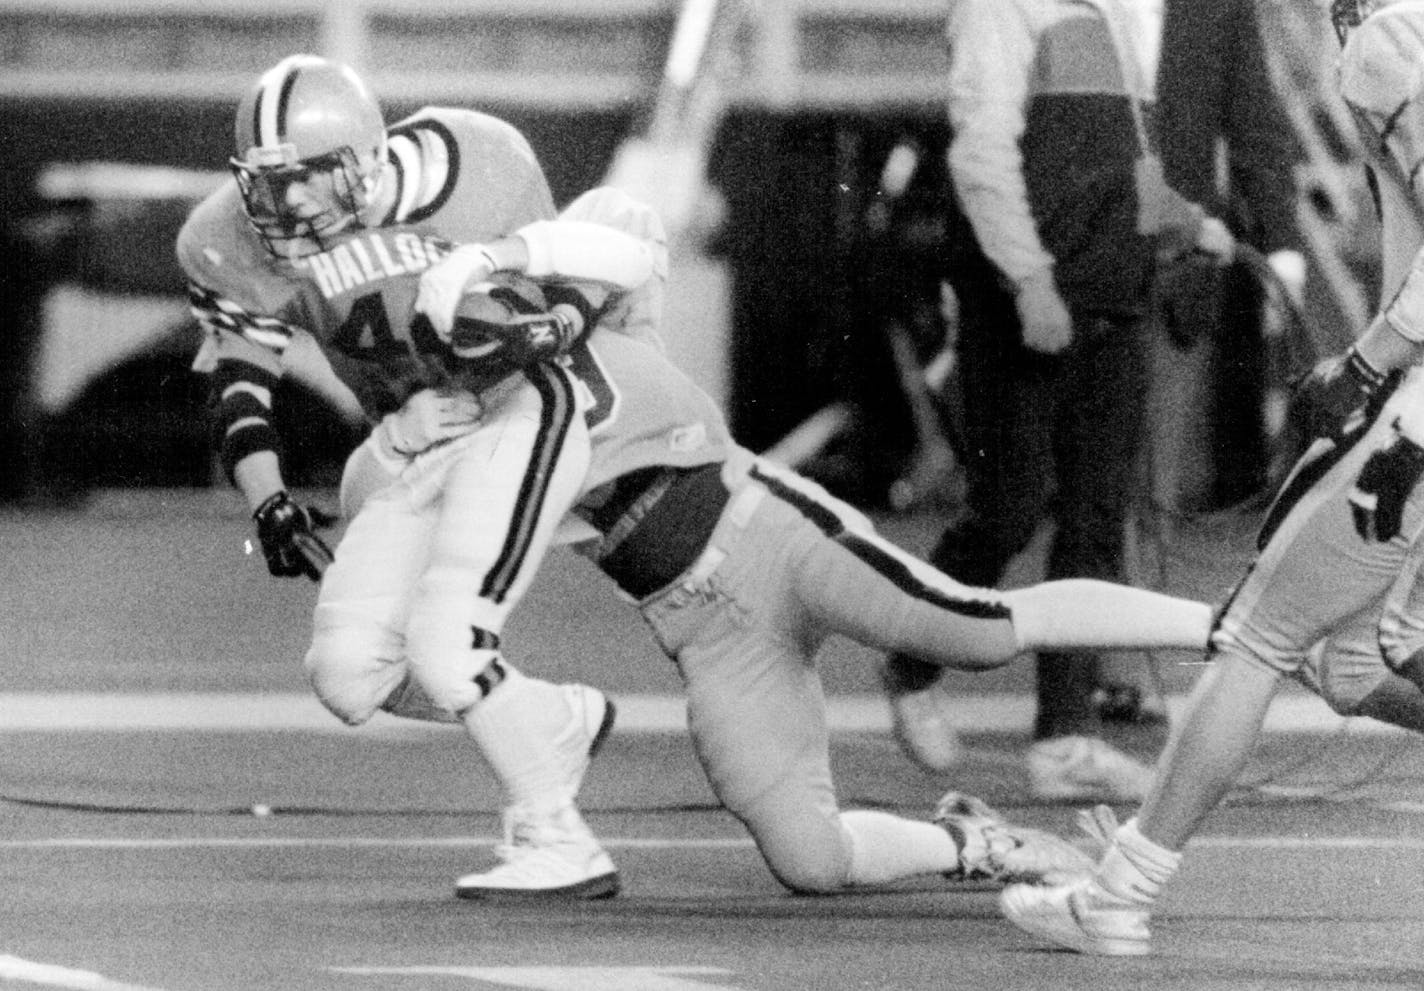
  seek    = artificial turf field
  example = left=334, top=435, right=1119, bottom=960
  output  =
left=2, top=490, right=1422, bottom=991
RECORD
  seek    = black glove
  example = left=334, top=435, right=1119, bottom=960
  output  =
left=1287, top=346, right=1394, bottom=444
left=1348, top=430, right=1424, bottom=542
left=253, top=491, right=335, bottom=581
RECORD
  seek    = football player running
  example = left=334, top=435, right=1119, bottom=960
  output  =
left=1002, top=0, right=1424, bottom=955
left=328, top=197, right=1224, bottom=900
left=177, top=53, right=656, bottom=898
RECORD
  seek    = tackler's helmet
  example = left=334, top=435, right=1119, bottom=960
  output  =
left=1333, top=0, right=1388, bottom=45
left=230, top=54, right=388, bottom=257
left=1339, top=1, right=1424, bottom=186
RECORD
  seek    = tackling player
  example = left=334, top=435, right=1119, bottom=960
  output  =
left=1001, top=0, right=1424, bottom=954
left=324, top=202, right=1227, bottom=899
left=176, top=53, right=655, bottom=898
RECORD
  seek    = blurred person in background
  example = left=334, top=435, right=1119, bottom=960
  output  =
left=882, top=0, right=1234, bottom=799
left=1002, top=0, right=1424, bottom=954
left=177, top=53, right=646, bottom=899
left=1096, top=0, right=1308, bottom=724
left=796, top=130, right=962, bottom=513
left=1149, top=0, right=1307, bottom=513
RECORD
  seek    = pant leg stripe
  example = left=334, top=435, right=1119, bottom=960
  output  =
left=1258, top=428, right=1369, bottom=549
left=749, top=465, right=846, bottom=535
left=837, top=531, right=1012, bottom=620
left=479, top=364, right=577, bottom=603
left=749, top=466, right=1010, bottom=620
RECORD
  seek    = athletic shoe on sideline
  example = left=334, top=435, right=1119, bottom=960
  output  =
left=455, top=801, right=621, bottom=900
left=1000, top=876, right=1153, bottom=955
left=1028, top=735, right=1152, bottom=802
left=934, top=791, right=1094, bottom=884
left=883, top=668, right=962, bottom=772
left=555, top=684, right=617, bottom=798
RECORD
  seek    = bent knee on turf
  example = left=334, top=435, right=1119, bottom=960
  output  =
left=764, top=848, right=852, bottom=895
left=733, top=789, right=853, bottom=894
left=304, top=629, right=407, bottom=726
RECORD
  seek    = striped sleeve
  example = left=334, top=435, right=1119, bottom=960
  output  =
left=188, top=282, right=300, bottom=355
left=185, top=280, right=300, bottom=481
left=208, top=356, right=284, bottom=483
left=945, top=0, right=1055, bottom=286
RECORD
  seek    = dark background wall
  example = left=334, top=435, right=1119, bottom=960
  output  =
left=708, top=109, right=951, bottom=503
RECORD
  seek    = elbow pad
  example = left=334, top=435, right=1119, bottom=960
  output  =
left=210, top=359, right=282, bottom=482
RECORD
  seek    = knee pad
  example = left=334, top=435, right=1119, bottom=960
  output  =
left=747, top=815, right=852, bottom=895
left=1305, top=668, right=1374, bottom=717
left=304, top=621, right=408, bottom=726
left=730, top=776, right=851, bottom=894
left=1293, top=641, right=1383, bottom=717
left=764, top=850, right=850, bottom=895
left=1379, top=615, right=1424, bottom=677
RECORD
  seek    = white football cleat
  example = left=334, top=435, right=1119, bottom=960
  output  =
left=456, top=801, right=620, bottom=900
left=555, top=684, right=617, bottom=798
left=1000, top=876, right=1153, bottom=955
left=883, top=666, right=962, bottom=772
left=1027, top=735, right=1152, bottom=803
left=934, top=791, right=1094, bottom=884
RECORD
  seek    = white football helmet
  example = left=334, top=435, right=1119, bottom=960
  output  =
left=230, top=54, right=388, bottom=256
left=1333, top=0, right=1389, bottom=46
left=1338, top=1, right=1424, bottom=188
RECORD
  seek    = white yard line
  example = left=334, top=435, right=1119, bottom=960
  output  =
left=0, top=691, right=1405, bottom=736
left=0, top=834, right=1418, bottom=852
left=328, top=966, right=737, bottom=991
left=0, top=955, right=167, bottom=991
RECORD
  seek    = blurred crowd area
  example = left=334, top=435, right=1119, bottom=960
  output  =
left=0, top=0, right=1383, bottom=515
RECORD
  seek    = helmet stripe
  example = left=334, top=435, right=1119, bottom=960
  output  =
left=253, top=58, right=301, bottom=149
left=274, top=67, right=300, bottom=143
left=249, top=78, right=265, bottom=151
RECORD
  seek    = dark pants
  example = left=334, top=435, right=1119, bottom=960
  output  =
left=894, top=279, right=1148, bottom=740
left=1154, top=254, right=1269, bottom=510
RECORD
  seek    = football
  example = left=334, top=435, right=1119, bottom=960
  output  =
left=449, top=273, right=548, bottom=359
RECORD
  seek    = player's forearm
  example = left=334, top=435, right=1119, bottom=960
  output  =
left=232, top=450, right=286, bottom=513
left=493, top=219, right=655, bottom=290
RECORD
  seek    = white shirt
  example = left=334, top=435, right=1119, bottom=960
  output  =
left=1111, top=0, right=1164, bottom=101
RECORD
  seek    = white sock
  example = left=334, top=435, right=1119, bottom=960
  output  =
left=842, top=810, right=962, bottom=884
left=463, top=667, right=571, bottom=810
left=1007, top=580, right=1213, bottom=653
left=1096, top=817, right=1181, bottom=906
